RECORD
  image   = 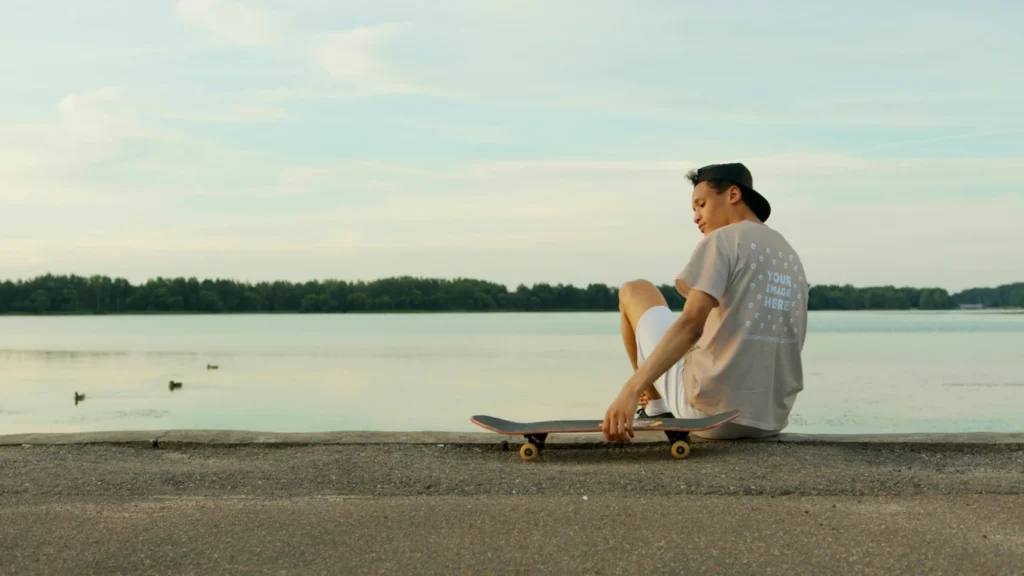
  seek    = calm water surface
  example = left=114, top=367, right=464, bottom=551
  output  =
left=1, top=311, right=1022, bottom=435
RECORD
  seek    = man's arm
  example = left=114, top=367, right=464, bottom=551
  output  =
left=601, top=288, right=719, bottom=442
left=674, top=277, right=692, bottom=299
left=629, top=287, right=717, bottom=396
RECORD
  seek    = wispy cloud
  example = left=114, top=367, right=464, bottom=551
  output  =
left=0, top=88, right=278, bottom=205
left=175, top=0, right=279, bottom=46
left=161, top=103, right=290, bottom=124
left=861, top=129, right=1024, bottom=153
left=56, top=86, right=120, bottom=115
left=394, top=119, right=512, bottom=145
left=54, top=86, right=140, bottom=149
left=0, top=87, right=144, bottom=202
left=319, top=24, right=424, bottom=95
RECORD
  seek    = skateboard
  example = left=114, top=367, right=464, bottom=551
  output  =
left=470, top=409, right=740, bottom=461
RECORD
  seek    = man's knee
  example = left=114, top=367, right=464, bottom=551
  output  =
left=618, top=279, right=658, bottom=306
left=618, top=280, right=668, bottom=324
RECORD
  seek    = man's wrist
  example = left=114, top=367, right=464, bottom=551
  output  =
left=625, top=370, right=649, bottom=396
left=624, top=322, right=695, bottom=397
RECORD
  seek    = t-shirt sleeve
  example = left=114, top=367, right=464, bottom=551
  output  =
left=676, top=231, right=734, bottom=302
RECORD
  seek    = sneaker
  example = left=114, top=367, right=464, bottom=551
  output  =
left=636, top=406, right=673, bottom=419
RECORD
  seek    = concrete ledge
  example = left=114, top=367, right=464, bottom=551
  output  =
left=776, top=432, right=1024, bottom=444
left=1, top=429, right=1022, bottom=446
left=0, top=430, right=629, bottom=446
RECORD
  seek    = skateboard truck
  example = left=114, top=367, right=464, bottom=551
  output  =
left=519, top=433, right=548, bottom=461
left=519, top=431, right=690, bottom=461
left=664, top=430, right=691, bottom=459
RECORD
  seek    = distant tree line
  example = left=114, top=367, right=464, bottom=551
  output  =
left=808, top=283, right=1024, bottom=310
left=0, top=274, right=683, bottom=314
left=0, top=274, right=1021, bottom=314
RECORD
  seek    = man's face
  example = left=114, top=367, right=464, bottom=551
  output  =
left=691, top=182, right=737, bottom=235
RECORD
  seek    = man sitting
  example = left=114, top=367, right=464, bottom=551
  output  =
left=601, top=162, right=808, bottom=442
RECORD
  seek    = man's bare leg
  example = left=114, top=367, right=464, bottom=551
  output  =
left=619, top=279, right=671, bottom=403
left=620, top=308, right=658, bottom=407
left=621, top=308, right=641, bottom=372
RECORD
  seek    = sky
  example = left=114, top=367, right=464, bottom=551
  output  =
left=1, top=0, right=1022, bottom=292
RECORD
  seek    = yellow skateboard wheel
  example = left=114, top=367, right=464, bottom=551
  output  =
left=520, top=442, right=539, bottom=461
left=671, top=440, right=691, bottom=459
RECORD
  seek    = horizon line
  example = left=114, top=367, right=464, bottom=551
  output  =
left=3, top=273, right=1022, bottom=296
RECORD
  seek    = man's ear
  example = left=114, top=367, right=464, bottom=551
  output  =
left=729, top=186, right=744, bottom=206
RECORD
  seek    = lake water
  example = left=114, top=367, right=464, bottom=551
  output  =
left=1, top=311, right=1023, bottom=435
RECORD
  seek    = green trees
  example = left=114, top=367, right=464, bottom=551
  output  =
left=952, top=283, right=1024, bottom=308
left=918, top=289, right=954, bottom=310
left=0, top=274, right=1020, bottom=314
left=1010, top=285, right=1024, bottom=309
left=804, top=283, right=1024, bottom=311
left=805, top=284, right=957, bottom=311
left=0, top=275, right=638, bottom=314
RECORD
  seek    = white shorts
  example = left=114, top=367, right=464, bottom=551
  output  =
left=635, top=306, right=776, bottom=440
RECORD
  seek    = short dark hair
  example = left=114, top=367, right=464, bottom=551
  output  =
left=686, top=168, right=752, bottom=207
left=687, top=162, right=771, bottom=221
left=684, top=168, right=757, bottom=213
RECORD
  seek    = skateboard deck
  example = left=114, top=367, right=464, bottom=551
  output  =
left=471, top=409, right=740, bottom=461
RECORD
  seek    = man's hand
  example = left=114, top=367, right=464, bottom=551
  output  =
left=601, top=387, right=640, bottom=442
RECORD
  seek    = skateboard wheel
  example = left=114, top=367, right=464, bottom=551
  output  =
left=671, top=440, right=691, bottom=460
left=520, top=443, right=539, bottom=461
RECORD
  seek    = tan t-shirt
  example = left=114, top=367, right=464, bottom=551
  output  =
left=676, top=220, right=808, bottom=431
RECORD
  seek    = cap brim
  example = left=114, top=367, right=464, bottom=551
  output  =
left=744, top=188, right=771, bottom=223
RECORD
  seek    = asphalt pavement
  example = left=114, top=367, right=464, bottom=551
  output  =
left=1, top=436, right=1022, bottom=574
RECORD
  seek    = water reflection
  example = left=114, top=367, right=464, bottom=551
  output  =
left=68, top=409, right=170, bottom=423
left=0, top=311, right=1022, bottom=435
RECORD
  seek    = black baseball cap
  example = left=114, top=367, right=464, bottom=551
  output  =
left=691, top=162, right=771, bottom=223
